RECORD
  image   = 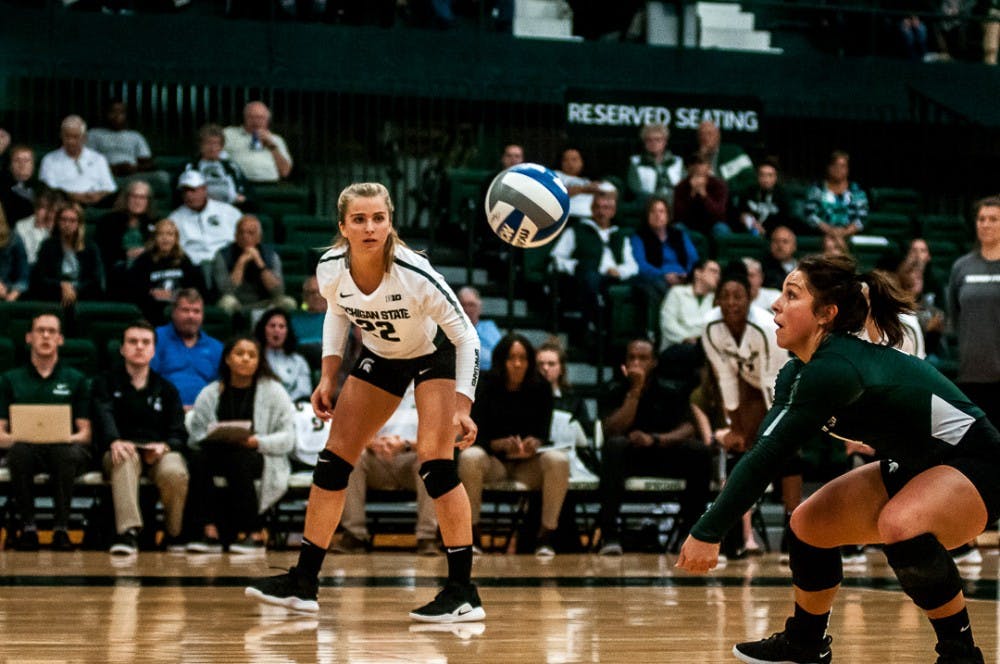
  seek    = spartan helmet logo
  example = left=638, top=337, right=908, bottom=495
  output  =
left=359, top=358, right=375, bottom=373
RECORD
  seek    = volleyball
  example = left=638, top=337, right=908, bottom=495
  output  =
left=484, top=163, right=571, bottom=248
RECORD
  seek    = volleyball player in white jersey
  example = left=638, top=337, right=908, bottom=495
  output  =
left=246, top=182, right=484, bottom=622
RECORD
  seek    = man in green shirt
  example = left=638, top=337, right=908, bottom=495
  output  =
left=0, top=313, right=91, bottom=551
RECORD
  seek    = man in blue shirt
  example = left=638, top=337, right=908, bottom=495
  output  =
left=458, top=286, right=502, bottom=371
left=150, top=288, right=223, bottom=408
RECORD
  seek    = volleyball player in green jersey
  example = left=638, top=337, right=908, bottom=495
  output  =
left=677, top=254, right=1000, bottom=664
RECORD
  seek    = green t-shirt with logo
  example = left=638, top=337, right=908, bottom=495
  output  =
left=0, top=362, right=90, bottom=427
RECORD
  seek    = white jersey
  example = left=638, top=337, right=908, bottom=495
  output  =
left=702, top=304, right=788, bottom=411
left=855, top=312, right=926, bottom=359
left=316, top=244, right=480, bottom=400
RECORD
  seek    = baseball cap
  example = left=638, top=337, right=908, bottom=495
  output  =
left=177, top=170, right=207, bottom=189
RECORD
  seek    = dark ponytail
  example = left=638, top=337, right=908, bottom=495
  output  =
left=796, top=254, right=913, bottom=346
left=861, top=270, right=915, bottom=349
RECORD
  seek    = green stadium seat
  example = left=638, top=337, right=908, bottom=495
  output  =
left=281, top=214, right=335, bottom=247
left=869, top=187, right=920, bottom=215
left=275, top=245, right=308, bottom=276
left=0, top=337, right=16, bottom=373
left=714, top=234, right=767, bottom=264
left=256, top=212, right=275, bottom=245
left=283, top=274, right=307, bottom=309
left=447, top=168, right=493, bottom=230
left=918, top=214, right=970, bottom=245
left=864, top=212, right=914, bottom=245
left=686, top=231, right=710, bottom=263
left=795, top=235, right=824, bottom=256
left=926, top=240, right=963, bottom=271
left=202, top=305, right=235, bottom=341
left=254, top=184, right=311, bottom=223
left=74, top=302, right=144, bottom=365
left=60, top=338, right=98, bottom=375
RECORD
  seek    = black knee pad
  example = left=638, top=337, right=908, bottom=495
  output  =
left=788, top=529, right=844, bottom=592
left=312, top=449, right=353, bottom=491
left=884, top=533, right=963, bottom=610
left=419, top=459, right=461, bottom=499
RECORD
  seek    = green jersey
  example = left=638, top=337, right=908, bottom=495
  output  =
left=692, top=334, right=992, bottom=542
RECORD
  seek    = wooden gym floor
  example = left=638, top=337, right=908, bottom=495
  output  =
left=0, top=548, right=996, bottom=663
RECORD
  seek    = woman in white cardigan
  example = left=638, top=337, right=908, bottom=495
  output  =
left=186, top=336, right=296, bottom=553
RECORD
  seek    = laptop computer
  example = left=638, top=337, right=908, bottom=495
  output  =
left=8, top=404, right=73, bottom=444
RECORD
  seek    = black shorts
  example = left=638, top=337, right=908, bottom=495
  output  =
left=348, top=341, right=456, bottom=397
left=879, top=419, right=1000, bottom=524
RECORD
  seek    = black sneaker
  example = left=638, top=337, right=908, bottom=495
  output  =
left=409, top=582, right=486, bottom=623
left=229, top=535, right=266, bottom=555
left=51, top=529, right=76, bottom=552
left=245, top=566, right=319, bottom=613
left=733, top=620, right=832, bottom=664
left=109, top=528, right=140, bottom=555
left=935, top=640, right=985, bottom=663
left=13, top=529, right=39, bottom=552
left=161, top=534, right=187, bottom=553
left=186, top=537, right=223, bottom=553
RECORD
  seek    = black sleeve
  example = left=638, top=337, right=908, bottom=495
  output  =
left=527, top=380, right=554, bottom=443
left=77, top=244, right=105, bottom=299
left=30, top=240, right=61, bottom=300
left=90, top=373, right=120, bottom=452
left=471, top=378, right=500, bottom=452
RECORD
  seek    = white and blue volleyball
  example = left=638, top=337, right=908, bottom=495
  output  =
left=485, top=163, right=570, bottom=248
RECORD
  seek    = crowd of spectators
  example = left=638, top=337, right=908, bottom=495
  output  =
left=0, top=94, right=996, bottom=562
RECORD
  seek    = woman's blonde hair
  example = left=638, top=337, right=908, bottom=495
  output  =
left=147, top=218, right=185, bottom=265
left=333, top=182, right=406, bottom=272
left=54, top=201, right=86, bottom=252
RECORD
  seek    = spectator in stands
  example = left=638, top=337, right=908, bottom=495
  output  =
left=290, top=274, right=326, bottom=368
left=184, top=124, right=254, bottom=210
left=30, top=201, right=105, bottom=305
left=0, top=203, right=29, bottom=301
left=459, top=334, right=568, bottom=557
left=213, top=215, right=295, bottom=316
left=596, top=338, right=713, bottom=556
left=983, top=0, right=1000, bottom=64
left=333, top=385, right=440, bottom=556
left=457, top=286, right=502, bottom=371
left=897, top=14, right=929, bottom=61
left=169, top=169, right=241, bottom=282
left=673, top=154, right=730, bottom=238
left=38, top=115, right=117, bottom=206
left=186, top=336, right=296, bottom=553
left=0, top=144, right=38, bottom=224
left=804, top=150, right=868, bottom=240
left=702, top=266, right=798, bottom=556
left=254, top=307, right=312, bottom=402
left=626, top=123, right=683, bottom=207
left=15, top=185, right=62, bottom=267
left=554, top=146, right=604, bottom=220
left=95, top=180, right=158, bottom=284
left=734, top=158, right=793, bottom=237
left=223, top=101, right=293, bottom=184
left=87, top=99, right=167, bottom=193
left=630, top=194, right=699, bottom=307
left=126, top=219, right=207, bottom=326
left=948, top=196, right=1000, bottom=427
left=822, top=232, right=849, bottom=257
left=761, top=225, right=798, bottom=289
left=697, top=120, right=755, bottom=193
left=899, top=240, right=945, bottom=356
left=0, top=313, right=92, bottom=551
left=536, top=340, right=595, bottom=463
left=92, top=321, right=189, bottom=555
left=742, top=256, right=782, bottom=313
left=659, top=257, right=720, bottom=353
left=551, top=186, right=638, bottom=342
left=149, top=288, right=224, bottom=408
